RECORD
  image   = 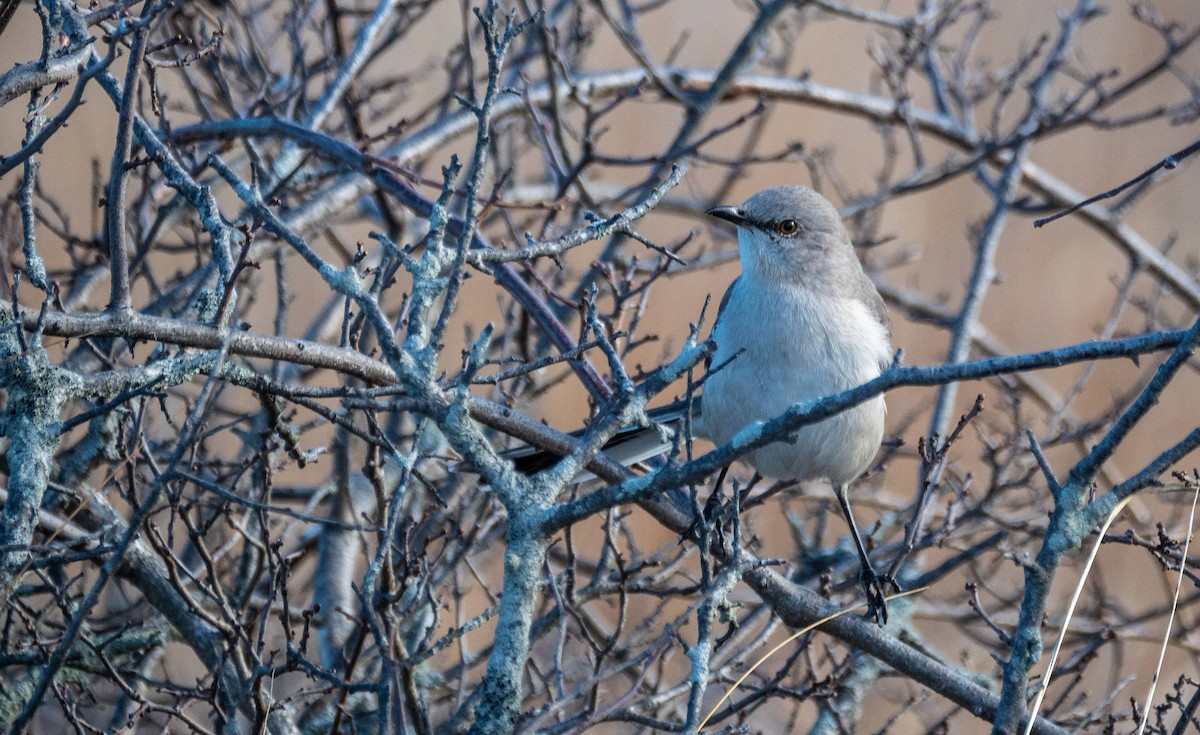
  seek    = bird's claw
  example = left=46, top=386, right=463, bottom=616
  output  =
left=861, top=568, right=895, bottom=625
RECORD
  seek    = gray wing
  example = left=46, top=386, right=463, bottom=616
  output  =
left=706, top=276, right=740, bottom=371
left=863, top=280, right=891, bottom=342
left=864, top=278, right=892, bottom=369
left=715, top=276, right=740, bottom=322
left=847, top=270, right=891, bottom=369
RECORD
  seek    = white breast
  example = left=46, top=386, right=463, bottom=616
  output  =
left=702, top=279, right=889, bottom=485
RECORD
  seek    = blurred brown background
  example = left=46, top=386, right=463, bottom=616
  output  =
left=3, top=0, right=1199, bottom=732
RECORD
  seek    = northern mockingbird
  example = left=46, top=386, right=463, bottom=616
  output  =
left=513, top=185, right=893, bottom=620
left=703, top=185, right=892, bottom=620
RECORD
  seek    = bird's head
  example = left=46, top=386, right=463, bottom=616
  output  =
left=707, top=185, right=860, bottom=287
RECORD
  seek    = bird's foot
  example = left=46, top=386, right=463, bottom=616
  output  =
left=678, top=467, right=731, bottom=545
left=860, top=568, right=896, bottom=626
left=678, top=491, right=722, bottom=545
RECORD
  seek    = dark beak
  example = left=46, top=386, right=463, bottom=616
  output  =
left=706, top=205, right=752, bottom=228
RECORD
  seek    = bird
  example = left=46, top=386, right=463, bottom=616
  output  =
left=509, top=185, right=893, bottom=621
left=702, top=185, right=892, bottom=621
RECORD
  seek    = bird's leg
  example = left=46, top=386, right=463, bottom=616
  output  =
left=703, top=465, right=731, bottom=524
left=833, top=483, right=889, bottom=625
left=735, top=472, right=762, bottom=509
left=679, top=465, right=730, bottom=544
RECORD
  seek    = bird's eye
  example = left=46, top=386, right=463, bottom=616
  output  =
left=776, top=219, right=799, bottom=235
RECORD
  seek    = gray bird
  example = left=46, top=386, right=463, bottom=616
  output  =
left=703, top=185, right=892, bottom=621
left=509, top=185, right=894, bottom=620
